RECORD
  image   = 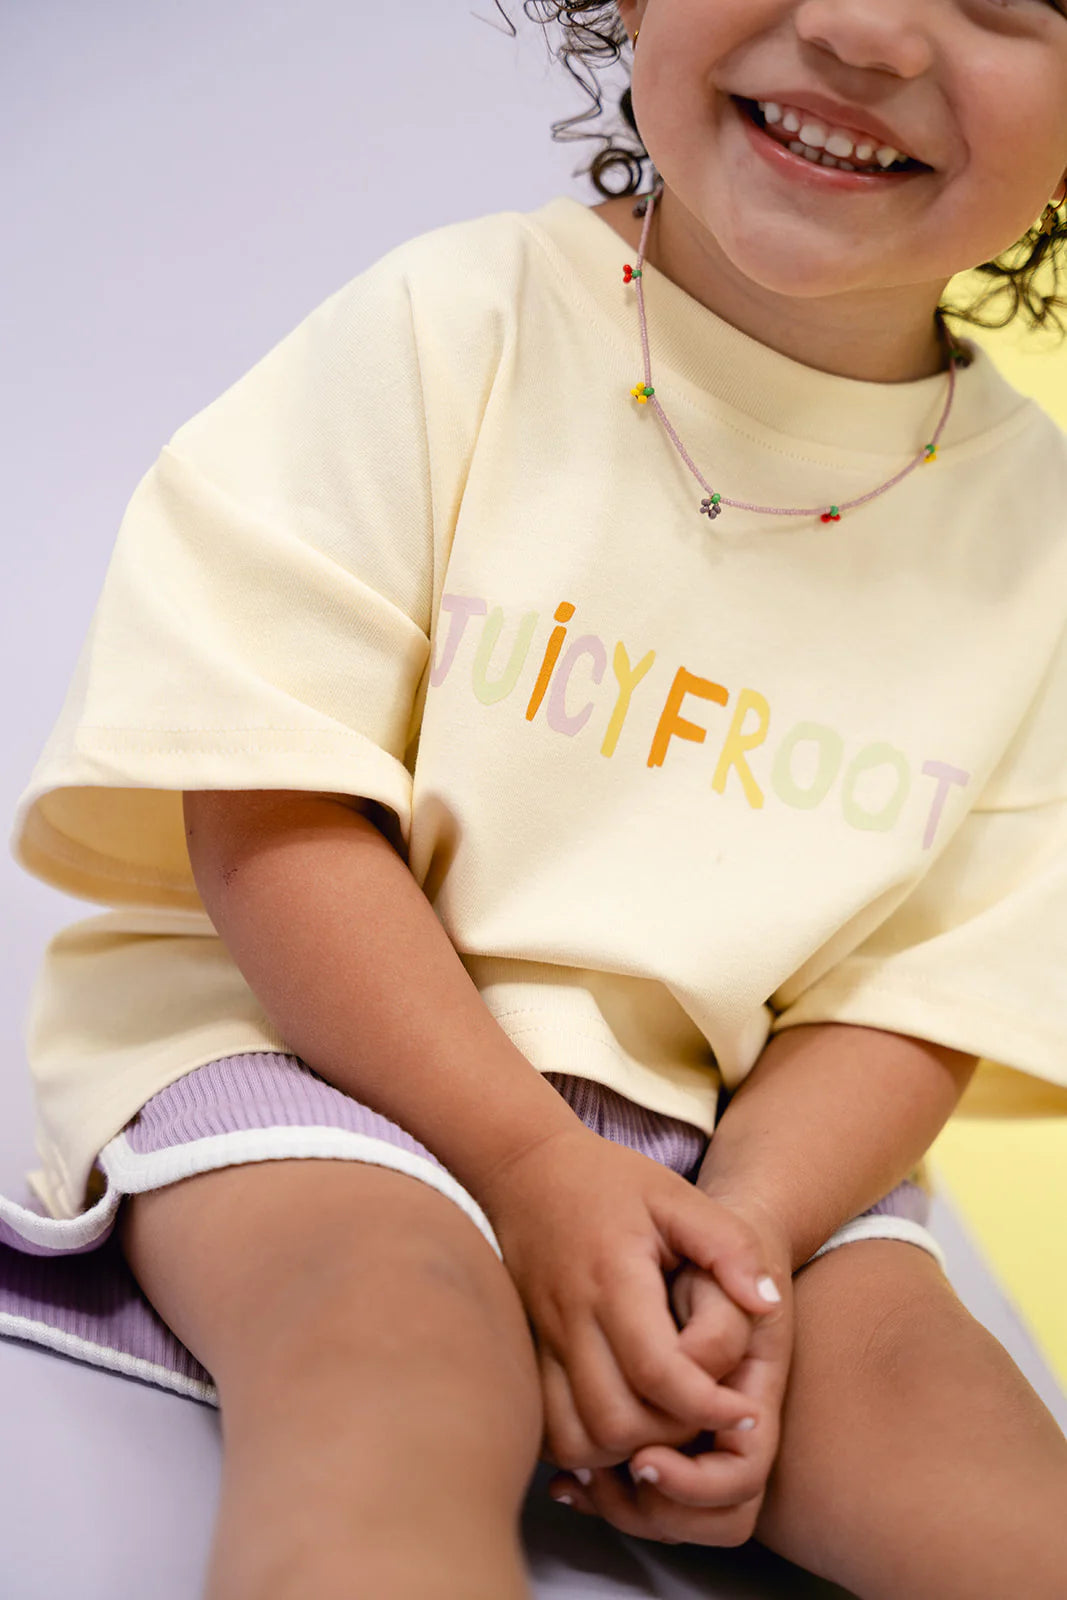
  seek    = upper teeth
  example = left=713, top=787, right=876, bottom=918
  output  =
left=758, top=101, right=906, bottom=169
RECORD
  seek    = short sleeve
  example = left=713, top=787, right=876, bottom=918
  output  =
left=9, top=244, right=445, bottom=909
left=768, top=628, right=1067, bottom=1119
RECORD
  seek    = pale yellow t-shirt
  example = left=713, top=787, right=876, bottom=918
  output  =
left=10, top=196, right=1067, bottom=1219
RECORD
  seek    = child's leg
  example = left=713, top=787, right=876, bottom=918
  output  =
left=752, top=1238, right=1067, bottom=1600
left=119, top=1156, right=543, bottom=1600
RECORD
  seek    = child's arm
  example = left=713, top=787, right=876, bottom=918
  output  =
left=182, top=788, right=583, bottom=1209
left=693, top=1021, right=978, bottom=1271
left=183, top=787, right=777, bottom=1462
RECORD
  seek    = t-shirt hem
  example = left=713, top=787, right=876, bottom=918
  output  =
left=770, top=969, right=1067, bottom=1113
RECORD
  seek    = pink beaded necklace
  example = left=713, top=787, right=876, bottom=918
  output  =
left=624, top=175, right=969, bottom=525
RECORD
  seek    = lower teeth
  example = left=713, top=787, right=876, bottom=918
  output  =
left=740, top=96, right=914, bottom=172
left=787, top=136, right=890, bottom=174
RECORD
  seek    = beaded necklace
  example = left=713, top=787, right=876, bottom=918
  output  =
left=624, top=175, right=970, bottom=524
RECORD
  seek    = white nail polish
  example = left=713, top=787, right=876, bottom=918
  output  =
left=735, top=1416, right=757, bottom=1431
left=574, top=1468, right=592, bottom=1485
left=554, top=1493, right=574, bottom=1506
left=631, top=1463, right=660, bottom=1485
left=757, top=1275, right=781, bottom=1304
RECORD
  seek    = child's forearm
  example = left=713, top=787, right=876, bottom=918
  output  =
left=183, top=789, right=582, bottom=1216
left=694, top=1022, right=978, bottom=1272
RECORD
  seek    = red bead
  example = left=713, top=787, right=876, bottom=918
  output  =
left=623, top=264, right=634, bottom=283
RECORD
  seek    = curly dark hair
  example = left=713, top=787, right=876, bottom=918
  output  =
left=488, top=0, right=1067, bottom=341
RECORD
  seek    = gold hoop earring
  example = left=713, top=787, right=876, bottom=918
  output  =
left=632, top=27, right=639, bottom=47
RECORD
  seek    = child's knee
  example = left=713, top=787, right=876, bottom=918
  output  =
left=118, top=1158, right=541, bottom=1436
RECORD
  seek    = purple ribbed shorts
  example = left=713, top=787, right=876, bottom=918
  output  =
left=0, top=1053, right=941, bottom=1408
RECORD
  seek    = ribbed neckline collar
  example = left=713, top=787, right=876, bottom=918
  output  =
left=522, top=194, right=1029, bottom=458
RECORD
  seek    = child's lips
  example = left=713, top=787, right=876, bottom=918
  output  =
left=743, top=93, right=929, bottom=169
left=731, top=94, right=929, bottom=192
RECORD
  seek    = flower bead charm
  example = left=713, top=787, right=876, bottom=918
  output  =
left=631, top=383, right=655, bottom=403
left=623, top=263, right=642, bottom=283
left=924, top=443, right=938, bottom=463
left=701, top=493, right=723, bottom=519
left=820, top=505, right=841, bottom=523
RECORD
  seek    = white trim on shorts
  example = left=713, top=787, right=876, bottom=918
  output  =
left=100, top=1129, right=948, bottom=1276
left=0, top=1128, right=945, bottom=1413
left=99, top=1127, right=505, bottom=1261
left=0, top=1181, right=120, bottom=1250
left=806, top=1214, right=948, bottom=1274
left=0, top=1311, right=220, bottom=1407
left=6, top=1127, right=946, bottom=1279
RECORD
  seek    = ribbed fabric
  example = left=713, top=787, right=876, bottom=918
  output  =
left=542, top=1069, right=707, bottom=1179
left=0, top=1051, right=932, bottom=1408
left=124, top=1051, right=445, bottom=1161
left=0, top=1226, right=212, bottom=1396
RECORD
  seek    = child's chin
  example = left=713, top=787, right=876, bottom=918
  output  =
left=723, top=234, right=875, bottom=301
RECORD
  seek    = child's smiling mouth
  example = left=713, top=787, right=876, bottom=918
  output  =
left=732, top=96, right=933, bottom=186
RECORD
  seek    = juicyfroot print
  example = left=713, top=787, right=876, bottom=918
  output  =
left=429, top=594, right=971, bottom=853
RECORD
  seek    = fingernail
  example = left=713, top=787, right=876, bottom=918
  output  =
left=553, top=1492, right=575, bottom=1506
left=756, top=1275, right=781, bottom=1304
left=734, top=1416, right=757, bottom=1431
left=630, top=1462, right=660, bottom=1485
left=574, top=1468, right=592, bottom=1485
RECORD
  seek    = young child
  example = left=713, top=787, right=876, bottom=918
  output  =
left=3, top=1, right=1067, bottom=1594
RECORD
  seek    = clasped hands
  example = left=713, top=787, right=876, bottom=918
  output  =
left=481, top=1124, right=795, bottom=1549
